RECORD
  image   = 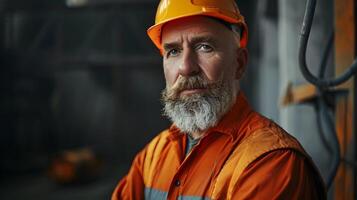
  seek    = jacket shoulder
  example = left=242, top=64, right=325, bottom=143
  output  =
left=242, top=120, right=307, bottom=157
left=226, top=117, right=317, bottom=198
left=234, top=115, right=309, bottom=176
left=212, top=114, right=312, bottom=199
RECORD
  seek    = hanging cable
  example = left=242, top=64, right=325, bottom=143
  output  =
left=299, top=0, right=357, bottom=88
left=314, top=103, right=333, bottom=154
left=299, top=0, right=345, bottom=189
left=314, top=31, right=334, bottom=155
left=318, top=31, right=334, bottom=78
left=317, top=96, right=341, bottom=188
left=315, top=39, right=341, bottom=188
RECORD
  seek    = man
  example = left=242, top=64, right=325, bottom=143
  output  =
left=112, top=0, right=326, bottom=199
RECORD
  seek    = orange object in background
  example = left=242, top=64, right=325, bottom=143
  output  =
left=48, top=148, right=102, bottom=184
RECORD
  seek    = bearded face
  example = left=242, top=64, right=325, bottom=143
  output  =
left=160, top=17, right=246, bottom=136
left=161, top=74, right=237, bottom=135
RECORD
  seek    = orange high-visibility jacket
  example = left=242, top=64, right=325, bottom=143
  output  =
left=112, top=92, right=326, bottom=200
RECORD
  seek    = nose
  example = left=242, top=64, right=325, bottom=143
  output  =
left=178, top=49, right=200, bottom=77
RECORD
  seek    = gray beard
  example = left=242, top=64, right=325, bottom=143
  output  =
left=161, top=78, right=236, bottom=135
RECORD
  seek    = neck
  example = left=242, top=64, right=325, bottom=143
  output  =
left=190, top=132, right=204, bottom=140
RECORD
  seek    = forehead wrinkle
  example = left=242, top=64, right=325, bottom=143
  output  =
left=162, top=16, right=230, bottom=43
left=162, top=16, right=234, bottom=39
left=163, top=33, right=218, bottom=50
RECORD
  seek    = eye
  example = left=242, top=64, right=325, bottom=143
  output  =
left=166, top=48, right=180, bottom=58
left=196, top=44, right=213, bottom=52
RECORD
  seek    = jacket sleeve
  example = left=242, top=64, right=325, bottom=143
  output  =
left=230, top=149, right=326, bottom=200
left=111, top=150, right=146, bottom=200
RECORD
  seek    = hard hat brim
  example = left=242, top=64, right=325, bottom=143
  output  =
left=147, top=12, right=248, bottom=53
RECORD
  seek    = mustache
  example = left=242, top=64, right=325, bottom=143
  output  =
left=163, top=75, right=220, bottom=100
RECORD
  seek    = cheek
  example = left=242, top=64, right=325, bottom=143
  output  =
left=199, top=55, right=232, bottom=81
left=163, top=60, right=179, bottom=87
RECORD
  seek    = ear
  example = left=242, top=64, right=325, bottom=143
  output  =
left=235, top=48, right=248, bottom=80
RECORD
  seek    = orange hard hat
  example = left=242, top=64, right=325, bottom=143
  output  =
left=147, top=0, right=248, bottom=52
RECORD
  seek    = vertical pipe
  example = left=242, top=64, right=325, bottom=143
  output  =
left=333, top=0, right=356, bottom=198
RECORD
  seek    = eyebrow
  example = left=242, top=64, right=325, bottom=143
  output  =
left=163, top=42, right=180, bottom=52
left=163, top=35, right=217, bottom=52
left=191, top=35, right=216, bottom=46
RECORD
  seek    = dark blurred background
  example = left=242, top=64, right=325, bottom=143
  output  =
left=0, top=0, right=355, bottom=199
